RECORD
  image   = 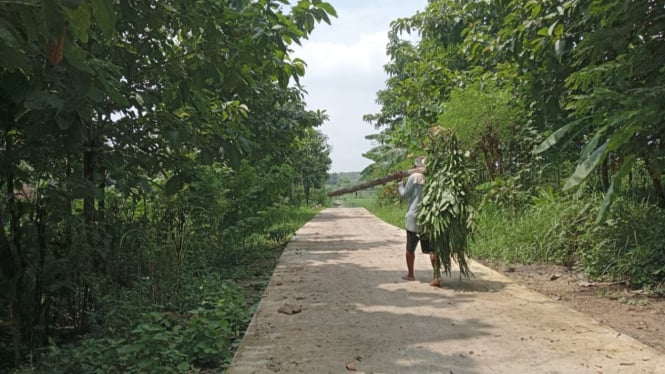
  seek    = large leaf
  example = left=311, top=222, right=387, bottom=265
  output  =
left=563, top=141, right=608, bottom=191
left=532, top=121, right=576, bottom=154
left=579, top=127, right=604, bottom=161
left=90, top=0, right=116, bottom=43
left=596, top=154, right=636, bottom=223
left=62, top=3, right=92, bottom=43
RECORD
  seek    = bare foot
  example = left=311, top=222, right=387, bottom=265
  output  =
left=401, top=275, right=416, bottom=281
left=429, top=278, right=441, bottom=287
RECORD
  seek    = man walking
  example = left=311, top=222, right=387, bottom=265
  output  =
left=397, top=156, right=441, bottom=286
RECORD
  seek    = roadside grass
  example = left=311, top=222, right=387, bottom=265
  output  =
left=359, top=192, right=665, bottom=293
left=359, top=191, right=595, bottom=266
left=17, top=206, right=320, bottom=374
left=469, top=199, right=587, bottom=265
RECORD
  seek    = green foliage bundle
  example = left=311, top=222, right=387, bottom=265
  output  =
left=418, top=128, right=475, bottom=278
left=364, top=175, right=665, bottom=293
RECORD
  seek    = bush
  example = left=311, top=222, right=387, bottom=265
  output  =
left=471, top=190, right=596, bottom=266
left=581, top=198, right=665, bottom=291
left=20, top=280, right=247, bottom=373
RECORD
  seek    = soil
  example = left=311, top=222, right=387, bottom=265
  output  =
left=480, top=261, right=665, bottom=354
left=229, top=208, right=665, bottom=373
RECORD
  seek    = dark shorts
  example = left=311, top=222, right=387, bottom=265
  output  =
left=406, top=230, right=432, bottom=254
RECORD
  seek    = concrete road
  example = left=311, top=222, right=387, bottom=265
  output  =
left=227, top=208, right=665, bottom=374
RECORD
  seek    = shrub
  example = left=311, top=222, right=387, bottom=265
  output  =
left=21, top=278, right=248, bottom=373
left=471, top=190, right=596, bottom=266
left=581, top=198, right=665, bottom=290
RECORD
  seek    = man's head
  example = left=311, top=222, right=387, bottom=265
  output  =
left=414, top=156, right=426, bottom=168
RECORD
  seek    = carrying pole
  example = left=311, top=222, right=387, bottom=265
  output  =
left=327, top=167, right=425, bottom=197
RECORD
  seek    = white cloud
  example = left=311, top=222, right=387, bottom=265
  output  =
left=298, top=31, right=388, bottom=75
left=291, top=0, right=428, bottom=172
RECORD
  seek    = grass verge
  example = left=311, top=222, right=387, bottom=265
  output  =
left=13, top=206, right=319, bottom=374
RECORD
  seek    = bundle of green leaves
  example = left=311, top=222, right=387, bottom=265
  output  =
left=418, top=127, right=476, bottom=279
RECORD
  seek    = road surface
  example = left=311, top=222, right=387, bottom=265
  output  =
left=227, top=208, right=665, bottom=373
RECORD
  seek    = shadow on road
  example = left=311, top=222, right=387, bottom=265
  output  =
left=230, top=208, right=665, bottom=374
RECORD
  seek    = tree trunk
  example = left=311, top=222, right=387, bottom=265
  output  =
left=645, top=156, right=665, bottom=207
left=304, top=185, right=311, bottom=206
left=83, top=146, right=96, bottom=224
left=600, top=157, right=610, bottom=191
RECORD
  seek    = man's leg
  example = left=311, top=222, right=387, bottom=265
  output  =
left=404, top=251, right=415, bottom=281
left=429, top=253, right=441, bottom=287
left=420, top=235, right=441, bottom=287
left=403, top=231, right=418, bottom=281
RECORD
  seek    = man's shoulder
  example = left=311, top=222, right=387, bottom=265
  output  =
left=409, top=172, right=425, bottom=185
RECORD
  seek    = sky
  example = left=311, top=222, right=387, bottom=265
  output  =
left=292, top=0, right=429, bottom=173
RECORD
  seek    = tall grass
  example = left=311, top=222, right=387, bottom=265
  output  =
left=470, top=196, right=592, bottom=266
left=359, top=190, right=665, bottom=292
left=580, top=198, right=665, bottom=290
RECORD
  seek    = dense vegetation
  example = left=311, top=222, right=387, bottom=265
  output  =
left=360, top=0, right=664, bottom=293
left=0, top=0, right=334, bottom=372
left=3, top=0, right=664, bottom=372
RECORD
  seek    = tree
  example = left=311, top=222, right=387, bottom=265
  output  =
left=438, top=79, right=527, bottom=182
left=1, top=0, right=336, bottom=364
left=293, top=127, right=332, bottom=205
left=530, top=0, right=665, bottom=217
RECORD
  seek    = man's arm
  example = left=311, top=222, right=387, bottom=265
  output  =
left=398, top=175, right=414, bottom=198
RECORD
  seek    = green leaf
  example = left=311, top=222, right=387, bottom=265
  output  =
left=537, top=27, right=549, bottom=37
left=316, top=2, right=337, bottom=18
left=165, top=174, right=186, bottom=195
left=596, top=155, right=636, bottom=223
left=579, top=128, right=604, bottom=160
left=530, top=3, right=541, bottom=18
left=91, top=0, right=116, bottom=44
left=554, top=39, right=565, bottom=59
left=177, top=362, right=190, bottom=371
left=64, top=40, right=94, bottom=73
left=0, top=23, right=18, bottom=47
left=532, top=121, right=575, bottom=154
left=563, top=141, right=608, bottom=190
left=62, top=4, right=92, bottom=43
left=554, top=23, right=564, bottom=39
